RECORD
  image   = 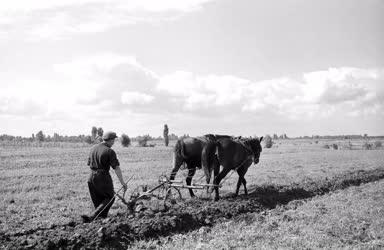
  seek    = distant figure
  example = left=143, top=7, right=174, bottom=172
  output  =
left=163, top=124, right=169, bottom=147
left=81, top=131, right=127, bottom=223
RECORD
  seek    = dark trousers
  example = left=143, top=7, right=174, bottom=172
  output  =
left=87, top=170, right=115, bottom=218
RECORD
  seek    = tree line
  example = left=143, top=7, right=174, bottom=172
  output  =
left=0, top=124, right=185, bottom=146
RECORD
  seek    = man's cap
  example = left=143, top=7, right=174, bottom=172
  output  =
left=102, top=131, right=118, bottom=141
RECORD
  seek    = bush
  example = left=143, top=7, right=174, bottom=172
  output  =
left=97, top=127, right=103, bottom=138
left=91, top=126, right=97, bottom=139
left=36, top=131, right=45, bottom=142
left=331, top=144, right=338, bottom=150
left=138, top=135, right=150, bottom=147
left=374, top=141, right=382, bottom=149
left=323, top=144, right=330, bottom=149
left=84, top=136, right=93, bottom=144
left=94, top=136, right=102, bottom=143
left=343, top=141, right=353, bottom=150
left=120, top=134, right=131, bottom=147
left=263, top=134, right=273, bottom=148
left=362, top=142, right=373, bottom=150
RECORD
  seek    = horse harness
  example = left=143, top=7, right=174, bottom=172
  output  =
left=204, top=134, right=256, bottom=167
left=210, top=137, right=255, bottom=185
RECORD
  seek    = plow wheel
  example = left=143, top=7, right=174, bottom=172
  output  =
left=149, top=184, right=168, bottom=200
left=163, top=186, right=183, bottom=208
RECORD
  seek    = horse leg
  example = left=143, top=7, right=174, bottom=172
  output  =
left=236, top=166, right=249, bottom=195
left=210, top=156, right=220, bottom=194
left=186, top=165, right=196, bottom=197
left=242, top=177, right=248, bottom=195
left=213, top=167, right=231, bottom=201
left=203, top=161, right=211, bottom=194
left=170, top=164, right=181, bottom=181
left=235, top=176, right=242, bottom=196
left=202, top=141, right=217, bottom=193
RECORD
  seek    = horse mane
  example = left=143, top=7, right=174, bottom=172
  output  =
left=240, top=137, right=262, bottom=154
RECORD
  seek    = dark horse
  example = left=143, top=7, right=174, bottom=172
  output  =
left=202, top=136, right=263, bottom=201
left=169, top=134, right=233, bottom=197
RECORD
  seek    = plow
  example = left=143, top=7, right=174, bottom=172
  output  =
left=114, top=174, right=222, bottom=213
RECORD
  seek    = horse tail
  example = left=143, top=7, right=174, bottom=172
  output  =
left=175, top=138, right=187, bottom=159
left=202, top=141, right=218, bottom=184
left=170, top=139, right=186, bottom=180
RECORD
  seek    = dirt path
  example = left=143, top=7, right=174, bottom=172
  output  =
left=1, top=168, right=384, bottom=249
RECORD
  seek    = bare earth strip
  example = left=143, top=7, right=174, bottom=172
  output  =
left=1, top=168, right=383, bottom=249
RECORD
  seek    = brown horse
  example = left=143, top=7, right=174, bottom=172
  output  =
left=169, top=134, right=233, bottom=197
left=202, top=136, right=263, bottom=201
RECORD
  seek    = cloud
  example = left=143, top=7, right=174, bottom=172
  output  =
left=52, top=53, right=160, bottom=112
left=157, top=71, right=251, bottom=112
left=1, top=51, right=383, bottom=136
left=0, top=0, right=217, bottom=40
left=121, top=91, right=154, bottom=105
left=300, top=67, right=384, bottom=117
left=53, top=53, right=156, bottom=81
left=302, top=67, right=375, bottom=104
left=0, top=0, right=214, bottom=13
left=157, top=67, right=384, bottom=119
left=0, top=97, right=45, bottom=116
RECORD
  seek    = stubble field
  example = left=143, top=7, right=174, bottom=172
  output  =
left=0, top=139, right=383, bottom=249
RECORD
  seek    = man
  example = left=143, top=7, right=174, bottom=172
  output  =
left=82, top=131, right=127, bottom=223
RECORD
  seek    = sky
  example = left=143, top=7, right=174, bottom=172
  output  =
left=1, top=0, right=383, bottom=137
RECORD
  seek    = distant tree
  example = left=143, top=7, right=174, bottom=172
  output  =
left=180, top=134, right=190, bottom=139
left=163, top=124, right=169, bottom=146
left=362, top=142, right=372, bottom=150
left=0, top=134, right=15, bottom=141
left=53, top=133, right=60, bottom=142
left=36, top=131, right=45, bottom=142
left=138, top=135, right=151, bottom=147
left=120, top=134, right=131, bottom=147
left=279, top=133, right=288, bottom=139
left=91, top=127, right=97, bottom=139
left=374, top=141, right=382, bottom=149
left=273, top=134, right=278, bottom=140
left=331, top=144, right=339, bottom=150
left=264, top=134, right=273, bottom=148
left=168, top=133, right=178, bottom=140
left=97, top=127, right=104, bottom=138
left=84, top=136, right=93, bottom=144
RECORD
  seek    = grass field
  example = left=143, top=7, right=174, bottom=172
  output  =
left=0, top=141, right=174, bottom=233
left=0, top=138, right=383, bottom=249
